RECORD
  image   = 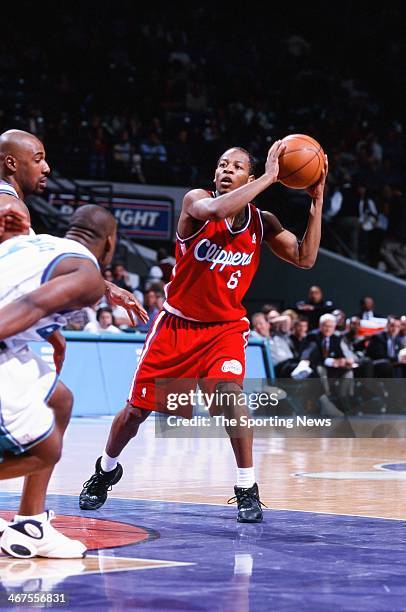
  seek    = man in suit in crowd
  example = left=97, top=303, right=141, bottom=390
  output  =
left=366, top=316, right=403, bottom=377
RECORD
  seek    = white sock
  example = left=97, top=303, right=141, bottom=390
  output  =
left=14, top=512, right=48, bottom=523
left=101, top=451, right=118, bottom=473
left=236, top=467, right=255, bottom=488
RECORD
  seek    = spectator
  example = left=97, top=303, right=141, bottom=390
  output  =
left=140, top=131, right=168, bottom=183
left=295, top=285, right=334, bottom=330
left=358, top=296, right=382, bottom=320
left=366, top=316, right=403, bottom=377
left=112, top=262, right=133, bottom=292
left=300, top=313, right=355, bottom=415
left=103, top=268, right=114, bottom=283
left=400, top=316, right=406, bottom=349
left=250, top=313, right=271, bottom=339
left=289, top=318, right=309, bottom=359
left=84, top=307, right=121, bottom=334
left=157, top=248, right=175, bottom=282
left=268, top=314, right=298, bottom=377
left=136, top=289, right=160, bottom=332
left=341, top=316, right=374, bottom=378
left=145, top=265, right=164, bottom=291
left=332, top=309, right=346, bottom=334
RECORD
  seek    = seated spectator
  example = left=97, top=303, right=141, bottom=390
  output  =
left=113, top=130, right=133, bottom=178
left=250, top=312, right=271, bottom=339
left=366, top=316, right=403, bottom=377
left=158, top=247, right=175, bottom=282
left=139, top=131, right=168, bottom=183
left=261, top=303, right=280, bottom=317
left=84, top=307, right=121, bottom=334
left=341, top=316, right=374, bottom=378
left=136, top=289, right=160, bottom=332
left=281, top=308, right=299, bottom=324
left=358, top=296, right=382, bottom=320
left=332, top=309, right=346, bottom=334
left=103, top=267, right=114, bottom=283
left=268, top=313, right=298, bottom=377
left=289, top=317, right=309, bottom=359
left=145, top=265, right=164, bottom=290
left=299, top=313, right=355, bottom=414
left=112, top=262, right=133, bottom=292
left=400, top=316, right=406, bottom=349
left=295, top=285, right=334, bottom=330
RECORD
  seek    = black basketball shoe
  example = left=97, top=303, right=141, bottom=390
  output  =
left=79, top=457, right=123, bottom=510
left=228, top=483, right=265, bottom=523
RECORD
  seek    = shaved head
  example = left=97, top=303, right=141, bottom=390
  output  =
left=0, top=129, right=50, bottom=199
left=67, top=205, right=117, bottom=240
left=66, top=205, right=117, bottom=269
left=0, top=129, right=43, bottom=157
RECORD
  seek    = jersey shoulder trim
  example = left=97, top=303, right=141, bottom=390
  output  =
left=40, top=253, right=100, bottom=285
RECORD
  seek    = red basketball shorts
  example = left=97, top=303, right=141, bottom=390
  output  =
left=128, top=311, right=250, bottom=414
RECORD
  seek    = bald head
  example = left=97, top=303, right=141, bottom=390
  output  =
left=0, top=129, right=50, bottom=198
left=67, top=205, right=117, bottom=239
left=0, top=130, right=43, bottom=157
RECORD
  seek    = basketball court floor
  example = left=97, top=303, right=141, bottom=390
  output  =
left=1, top=417, right=406, bottom=610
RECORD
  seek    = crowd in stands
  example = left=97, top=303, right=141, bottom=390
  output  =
left=1, top=6, right=405, bottom=273
left=250, top=286, right=406, bottom=415
left=64, top=250, right=173, bottom=333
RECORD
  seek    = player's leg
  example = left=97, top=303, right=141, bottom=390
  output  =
left=203, top=319, right=264, bottom=522
left=0, top=354, right=85, bottom=558
left=79, top=403, right=150, bottom=510
left=18, top=381, right=73, bottom=516
left=79, top=312, right=169, bottom=511
left=79, top=311, right=200, bottom=511
left=0, top=428, right=62, bottom=480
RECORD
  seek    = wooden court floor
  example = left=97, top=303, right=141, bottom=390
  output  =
left=2, top=418, right=406, bottom=520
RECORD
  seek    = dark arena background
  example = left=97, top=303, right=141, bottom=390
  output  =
left=0, top=3, right=406, bottom=611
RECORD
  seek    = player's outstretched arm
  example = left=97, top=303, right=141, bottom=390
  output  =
left=0, top=259, right=105, bottom=340
left=183, top=140, right=285, bottom=222
left=262, top=156, right=328, bottom=269
left=104, top=281, right=149, bottom=325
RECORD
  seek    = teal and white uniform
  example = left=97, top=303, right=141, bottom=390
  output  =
left=0, top=233, right=98, bottom=457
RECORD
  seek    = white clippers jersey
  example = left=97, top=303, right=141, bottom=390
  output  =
left=0, top=234, right=99, bottom=349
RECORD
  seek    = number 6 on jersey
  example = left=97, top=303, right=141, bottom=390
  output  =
left=227, top=270, right=242, bottom=289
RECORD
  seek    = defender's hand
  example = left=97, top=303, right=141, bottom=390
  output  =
left=105, top=281, right=149, bottom=326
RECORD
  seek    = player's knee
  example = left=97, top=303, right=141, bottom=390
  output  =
left=123, top=403, right=150, bottom=431
left=48, top=382, right=73, bottom=422
left=215, top=382, right=247, bottom=416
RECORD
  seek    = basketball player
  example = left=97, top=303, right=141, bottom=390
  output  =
left=0, top=129, right=148, bottom=325
left=0, top=204, right=117, bottom=558
left=0, top=131, right=147, bottom=547
left=80, top=141, right=328, bottom=522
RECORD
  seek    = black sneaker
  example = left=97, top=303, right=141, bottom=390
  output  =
left=228, top=483, right=265, bottom=523
left=79, top=457, right=123, bottom=510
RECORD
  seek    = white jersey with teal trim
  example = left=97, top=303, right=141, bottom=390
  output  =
left=0, top=180, right=19, bottom=199
left=0, top=233, right=99, bottom=350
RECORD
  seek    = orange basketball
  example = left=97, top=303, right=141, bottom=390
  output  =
left=277, top=134, right=324, bottom=189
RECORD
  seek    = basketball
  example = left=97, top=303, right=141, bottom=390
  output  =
left=277, top=134, right=325, bottom=189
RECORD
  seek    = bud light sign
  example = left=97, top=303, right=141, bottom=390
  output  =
left=49, top=193, right=173, bottom=240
